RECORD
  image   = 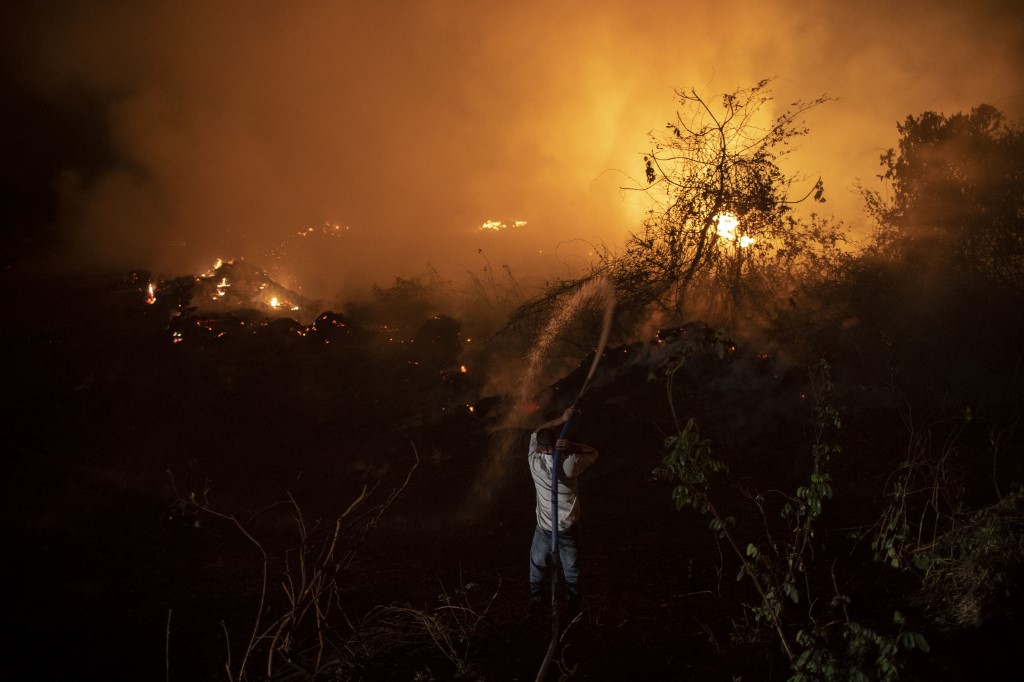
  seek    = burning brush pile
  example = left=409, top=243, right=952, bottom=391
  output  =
left=120, top=259, right=483, bottom=427
left=127, top=259, right=324, bottom=344
left=125, top=259, right=379, bottom=347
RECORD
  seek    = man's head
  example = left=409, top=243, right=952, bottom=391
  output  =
left=536, top=427, right=557, bottom=450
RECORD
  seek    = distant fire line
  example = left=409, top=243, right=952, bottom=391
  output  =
left=479, top=219, right=527, bottom=231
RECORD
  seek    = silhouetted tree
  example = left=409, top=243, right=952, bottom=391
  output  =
left=863, top=105, right=1024, bottom=292
left=622, top=79, right=834, bottom=319
left=830, top=105, right=1024, bottom=407
left=508, top=80, right=846, bottom=336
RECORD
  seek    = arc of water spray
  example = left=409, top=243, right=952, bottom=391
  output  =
left=577, top=292, right=617, bottom=400
left=537, top=284, right=616, bottom=682
left=468, top=278, right=617, bottom=518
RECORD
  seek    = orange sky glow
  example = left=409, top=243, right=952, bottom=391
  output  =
left=5, top=0, right=1022, bottom=301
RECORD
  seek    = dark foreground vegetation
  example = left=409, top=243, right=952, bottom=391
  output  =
left=5, top=82, right=1023, bottom=680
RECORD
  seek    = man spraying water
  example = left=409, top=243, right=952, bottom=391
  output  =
left=517, top=280, right=613, bottom=680
left=528, top=404, right=598, bottom=619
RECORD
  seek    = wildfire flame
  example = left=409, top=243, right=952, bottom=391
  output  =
left=714, top=213, right=754, bottom=248
left=480, top=219, right=527, bottom=231
left=715, top=213, right=738, bottom=240
left=145, top=283, right=156, bottom=305
left=200, top=257, right=236, bottom=279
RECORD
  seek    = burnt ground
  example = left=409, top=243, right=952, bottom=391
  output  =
left=4, top=273, right=1023, bottom=681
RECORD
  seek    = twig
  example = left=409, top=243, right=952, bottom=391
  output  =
left=165, top=608, right=172, bottom=682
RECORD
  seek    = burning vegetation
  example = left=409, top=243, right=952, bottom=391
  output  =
left=144, top=258, right=314, bottom=316
left=479, top=219, right=528, bottom=231
left=121, top=257, right=487, bottom=431
left=7, top=81, right=1024, bottom=682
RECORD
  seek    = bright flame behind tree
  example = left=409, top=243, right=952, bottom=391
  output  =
left=714, top=213, right=754, bottom=248
left=623, top=81, right=830, bottom=324
left=715, top=213, right=739, bottom=240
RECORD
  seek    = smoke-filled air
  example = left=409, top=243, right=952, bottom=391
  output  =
left=5, top=0, right=1022, bottom=298
left=4, top=1, right=1024, bottom=680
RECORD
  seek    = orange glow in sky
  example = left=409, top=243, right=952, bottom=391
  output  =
left=7, top=0, right=1021, bottom=299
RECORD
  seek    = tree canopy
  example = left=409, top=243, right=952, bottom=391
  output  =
left=864, top=105, right=1024, bottom=291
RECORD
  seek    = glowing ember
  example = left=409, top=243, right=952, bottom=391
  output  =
left=460, top=365, right=467, bottom=373
left=298, top=221, right=349, bottom=237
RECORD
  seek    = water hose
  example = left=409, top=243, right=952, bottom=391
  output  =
left=535, top=287, right=615, bottom=681
left=536, top=350, right=607, bottom=680
left=535, top=410, right=576, bottom=682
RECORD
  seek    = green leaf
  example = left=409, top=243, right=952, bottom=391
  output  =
left=783, top=581, right=799, bottom=604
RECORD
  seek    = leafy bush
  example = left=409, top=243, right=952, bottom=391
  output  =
left=654, top=335, right=926, bottom=678
left=913, top=487, right=1024, bottom=628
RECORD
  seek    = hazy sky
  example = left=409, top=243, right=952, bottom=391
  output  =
left=5, top=0, right=1023, bottom=299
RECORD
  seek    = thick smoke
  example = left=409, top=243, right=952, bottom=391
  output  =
left=3, top=0, right=1022, bottom=302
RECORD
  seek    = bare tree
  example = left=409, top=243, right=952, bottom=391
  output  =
left=508, top=79, right=843, bottom=335
left=624, top=79, right=834, bottom=321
